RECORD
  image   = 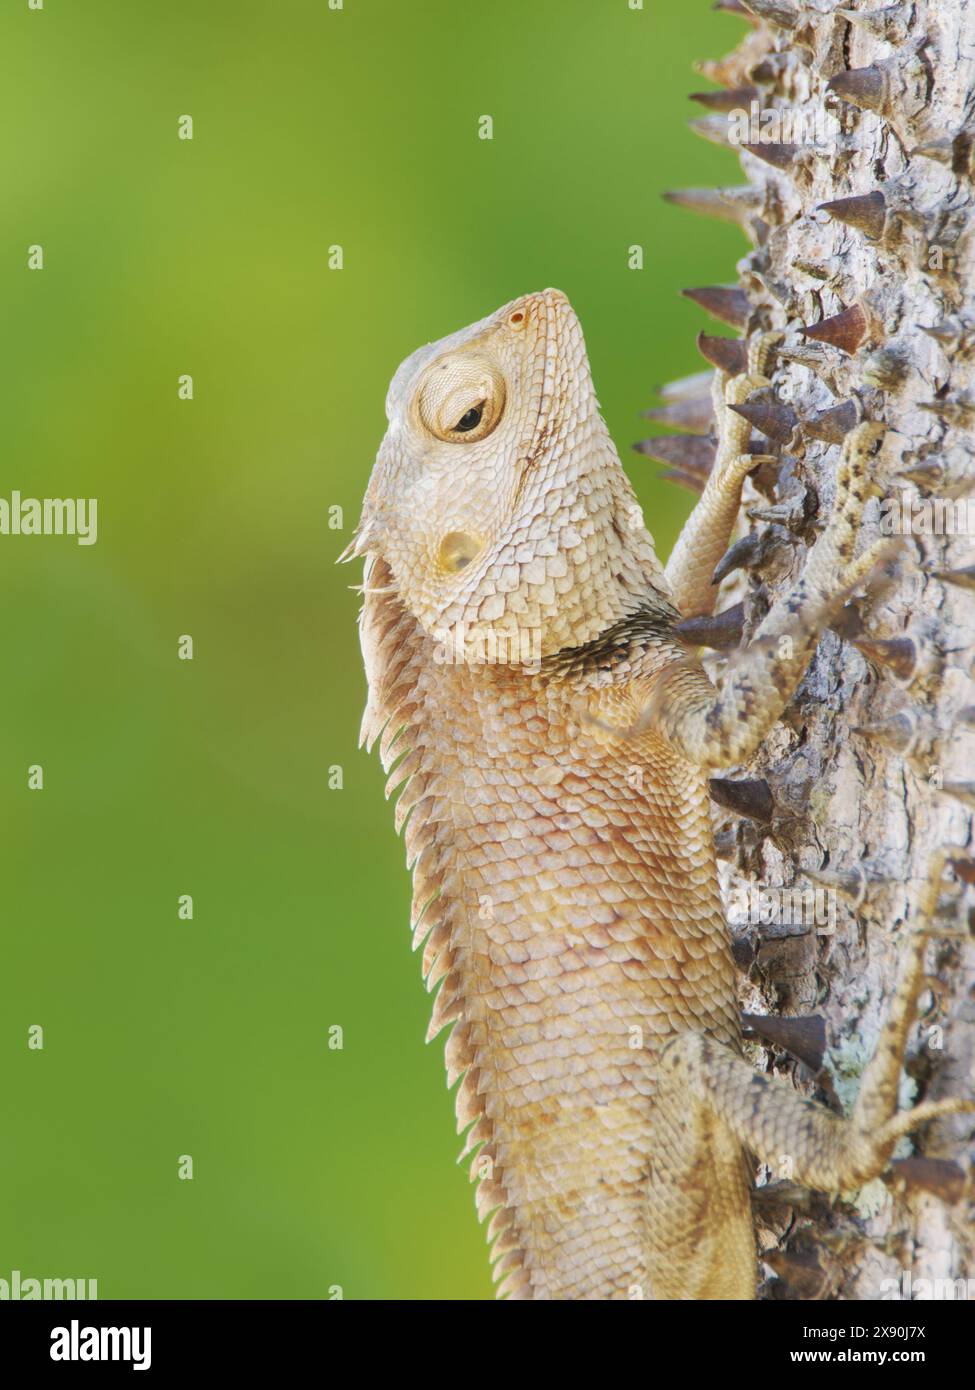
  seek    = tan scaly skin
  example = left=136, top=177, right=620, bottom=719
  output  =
left=351, top=289, right=973, bottom=1300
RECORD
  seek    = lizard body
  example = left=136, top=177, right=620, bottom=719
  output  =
left=353, top=290, right=973, bottom=1299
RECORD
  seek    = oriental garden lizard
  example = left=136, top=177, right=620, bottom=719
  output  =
left=350, top=289, right=974, bottom=1300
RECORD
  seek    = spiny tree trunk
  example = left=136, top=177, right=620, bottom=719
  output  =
left=646, top=0, right=975, bottom=1299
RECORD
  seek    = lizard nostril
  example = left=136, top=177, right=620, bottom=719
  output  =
left=439, top=531, right=483, bottom=574
left=509, top=311, right=525, bottom=326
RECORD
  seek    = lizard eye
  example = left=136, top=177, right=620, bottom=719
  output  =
left=417, top=354, right=505, bottom=444
left=454, top=405, right=483, bottom=433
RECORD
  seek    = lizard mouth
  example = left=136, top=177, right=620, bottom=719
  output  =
left=515, top=289, right=570, bottom=481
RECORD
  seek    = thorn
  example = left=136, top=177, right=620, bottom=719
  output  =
left=742, top=142, right=803, bottom=173
left=802, top=303, right=868, bottom=355
left=861, top=347, right=907, bottom=391
left=688, top=114, right=736, bottom=148
left=851, top=636, right=917, bottom=682
left=763, top=1248, right=831, bottom=1300
left=895, top=459, right=943, bottom=490
left=911, top=137, right=954, bottom=165
left=836, top=4, right=910, bottom=44
left=715, top=828, right=739, bottom=861
left=948, top=855, right=975, bottom=888
left=659, top=469, right=707, bottom=495
left=776, top=341, right=844, bottom=385
left=632, top=433, right=717, bottom=476
left=853, top=710, right=918, bottom=756
left=828, top=601, right=866, bottom=643
left=681, top=284, right=750, bottom=329
left=674, top=603, right=745, bottom=650
left=663, top=185, right=763, bottom=227
left=827, top=65, right=887, bottom=114
left=641, top=397, right=714, bottom=435
left=912, top=128, right=975, bottom=177
left=887, top=1157, right=967, bottom=1205
left=712, top=532, right=766, bottom=584
left=698, top=332, right=749, bottom=374
left=657, top=369, right=715, bottom=402
left=802, top=864, right=870, bottom=906
left=817, top=191, right=887, bottom=241
left=694, top=55, right=747, bottom=88
left=748, top=53, right=792, bottom=86
left=689, top=85, right=759, bottom=113
left=729, top=394, right=798, bottom=443
left=918, top=317, right=974, bottom=355
left=747, top=495, right=805, bottom=527
left=740, top=0, right=799, bottom=28
left=752, top=1180, right=814, bottom=1215
left=930, top=564, right=975, bottom=592
left=802, top=399, right=862, bottom=444
left=712, top=0, right=756, bottom=17
left=709, top=777, right=774, bottom=823
left=939, top=782, right=975, bottom=809
left=741, top=1013, right=826, bottom=1073
left=827, top=47, right=929, bottom=122
left=918, top=397, right=975, bottom=425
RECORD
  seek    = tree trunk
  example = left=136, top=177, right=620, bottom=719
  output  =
left=656, top=0, right=975, bottom=1299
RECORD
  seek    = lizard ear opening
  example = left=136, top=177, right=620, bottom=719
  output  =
left=417, top=354, right=505, bottom=444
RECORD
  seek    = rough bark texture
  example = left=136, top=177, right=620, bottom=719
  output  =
left=654, top=0, right=975, bottom=1299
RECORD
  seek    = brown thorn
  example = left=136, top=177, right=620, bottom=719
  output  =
left=688, top=114, right=736, bottom=148
left=640, top=397, right=714, bottom=435
left=674, top=603, right=745, bottom=650
left=709, top=776, right=774, bottom=823
left=801, top=303, right=868, bottom=354
left=851, top=636, right=918, bottom=682
left=827, top=65, right=887, bottom=115
left=663, top=185, right=761, bottom=227
left=697, top=332, right=750, bottom=374
left=930, top=564, right=975, bottom=592
left=659, top=469, right=707, bottom=496
left=887, top=1157, right=967, bottom=1205
left=729, top=394, right=798, bottom=444
left=817, top=191, right=887, bottom=241
left=712, top=532, right=765, bottom=585
left=632, top=433, right=717, bottom=475
left=689, top=85, right=759, bottom=113
left=802, top=399, right=862, bottom=444
left=712, top=0, right=758, bottom=20
left=853, top=711, right=918, bottom=756
left=740, top=0, right=799, bottom=29
left=741, top=1013, right=826, bottom=1073
left=742, top=142, right=802, bottom=173
left=836, top=4, right=910, bottom=44
left=681, top=284, right=750, bottom=329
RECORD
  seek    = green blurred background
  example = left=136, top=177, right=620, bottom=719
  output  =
left=1, top=0, right=746, bottom=1299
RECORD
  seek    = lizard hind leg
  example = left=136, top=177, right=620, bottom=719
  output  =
left=659, top=852, right=974, bottom=1198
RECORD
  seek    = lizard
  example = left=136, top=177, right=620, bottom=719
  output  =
left=349, top=287, right=974, bottom=1300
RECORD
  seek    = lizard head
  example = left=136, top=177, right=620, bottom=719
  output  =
left=356, top=288, right=668, bottom=661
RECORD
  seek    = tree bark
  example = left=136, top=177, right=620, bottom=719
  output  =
left=660, top=0, right=975, bottom=1299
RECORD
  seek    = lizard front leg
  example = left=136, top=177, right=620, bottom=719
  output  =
left=657, top=852, right=975, bottom=1195
left=644, top=419, right=892, bottom=771
left=663, top=337, right=779, bottom=619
